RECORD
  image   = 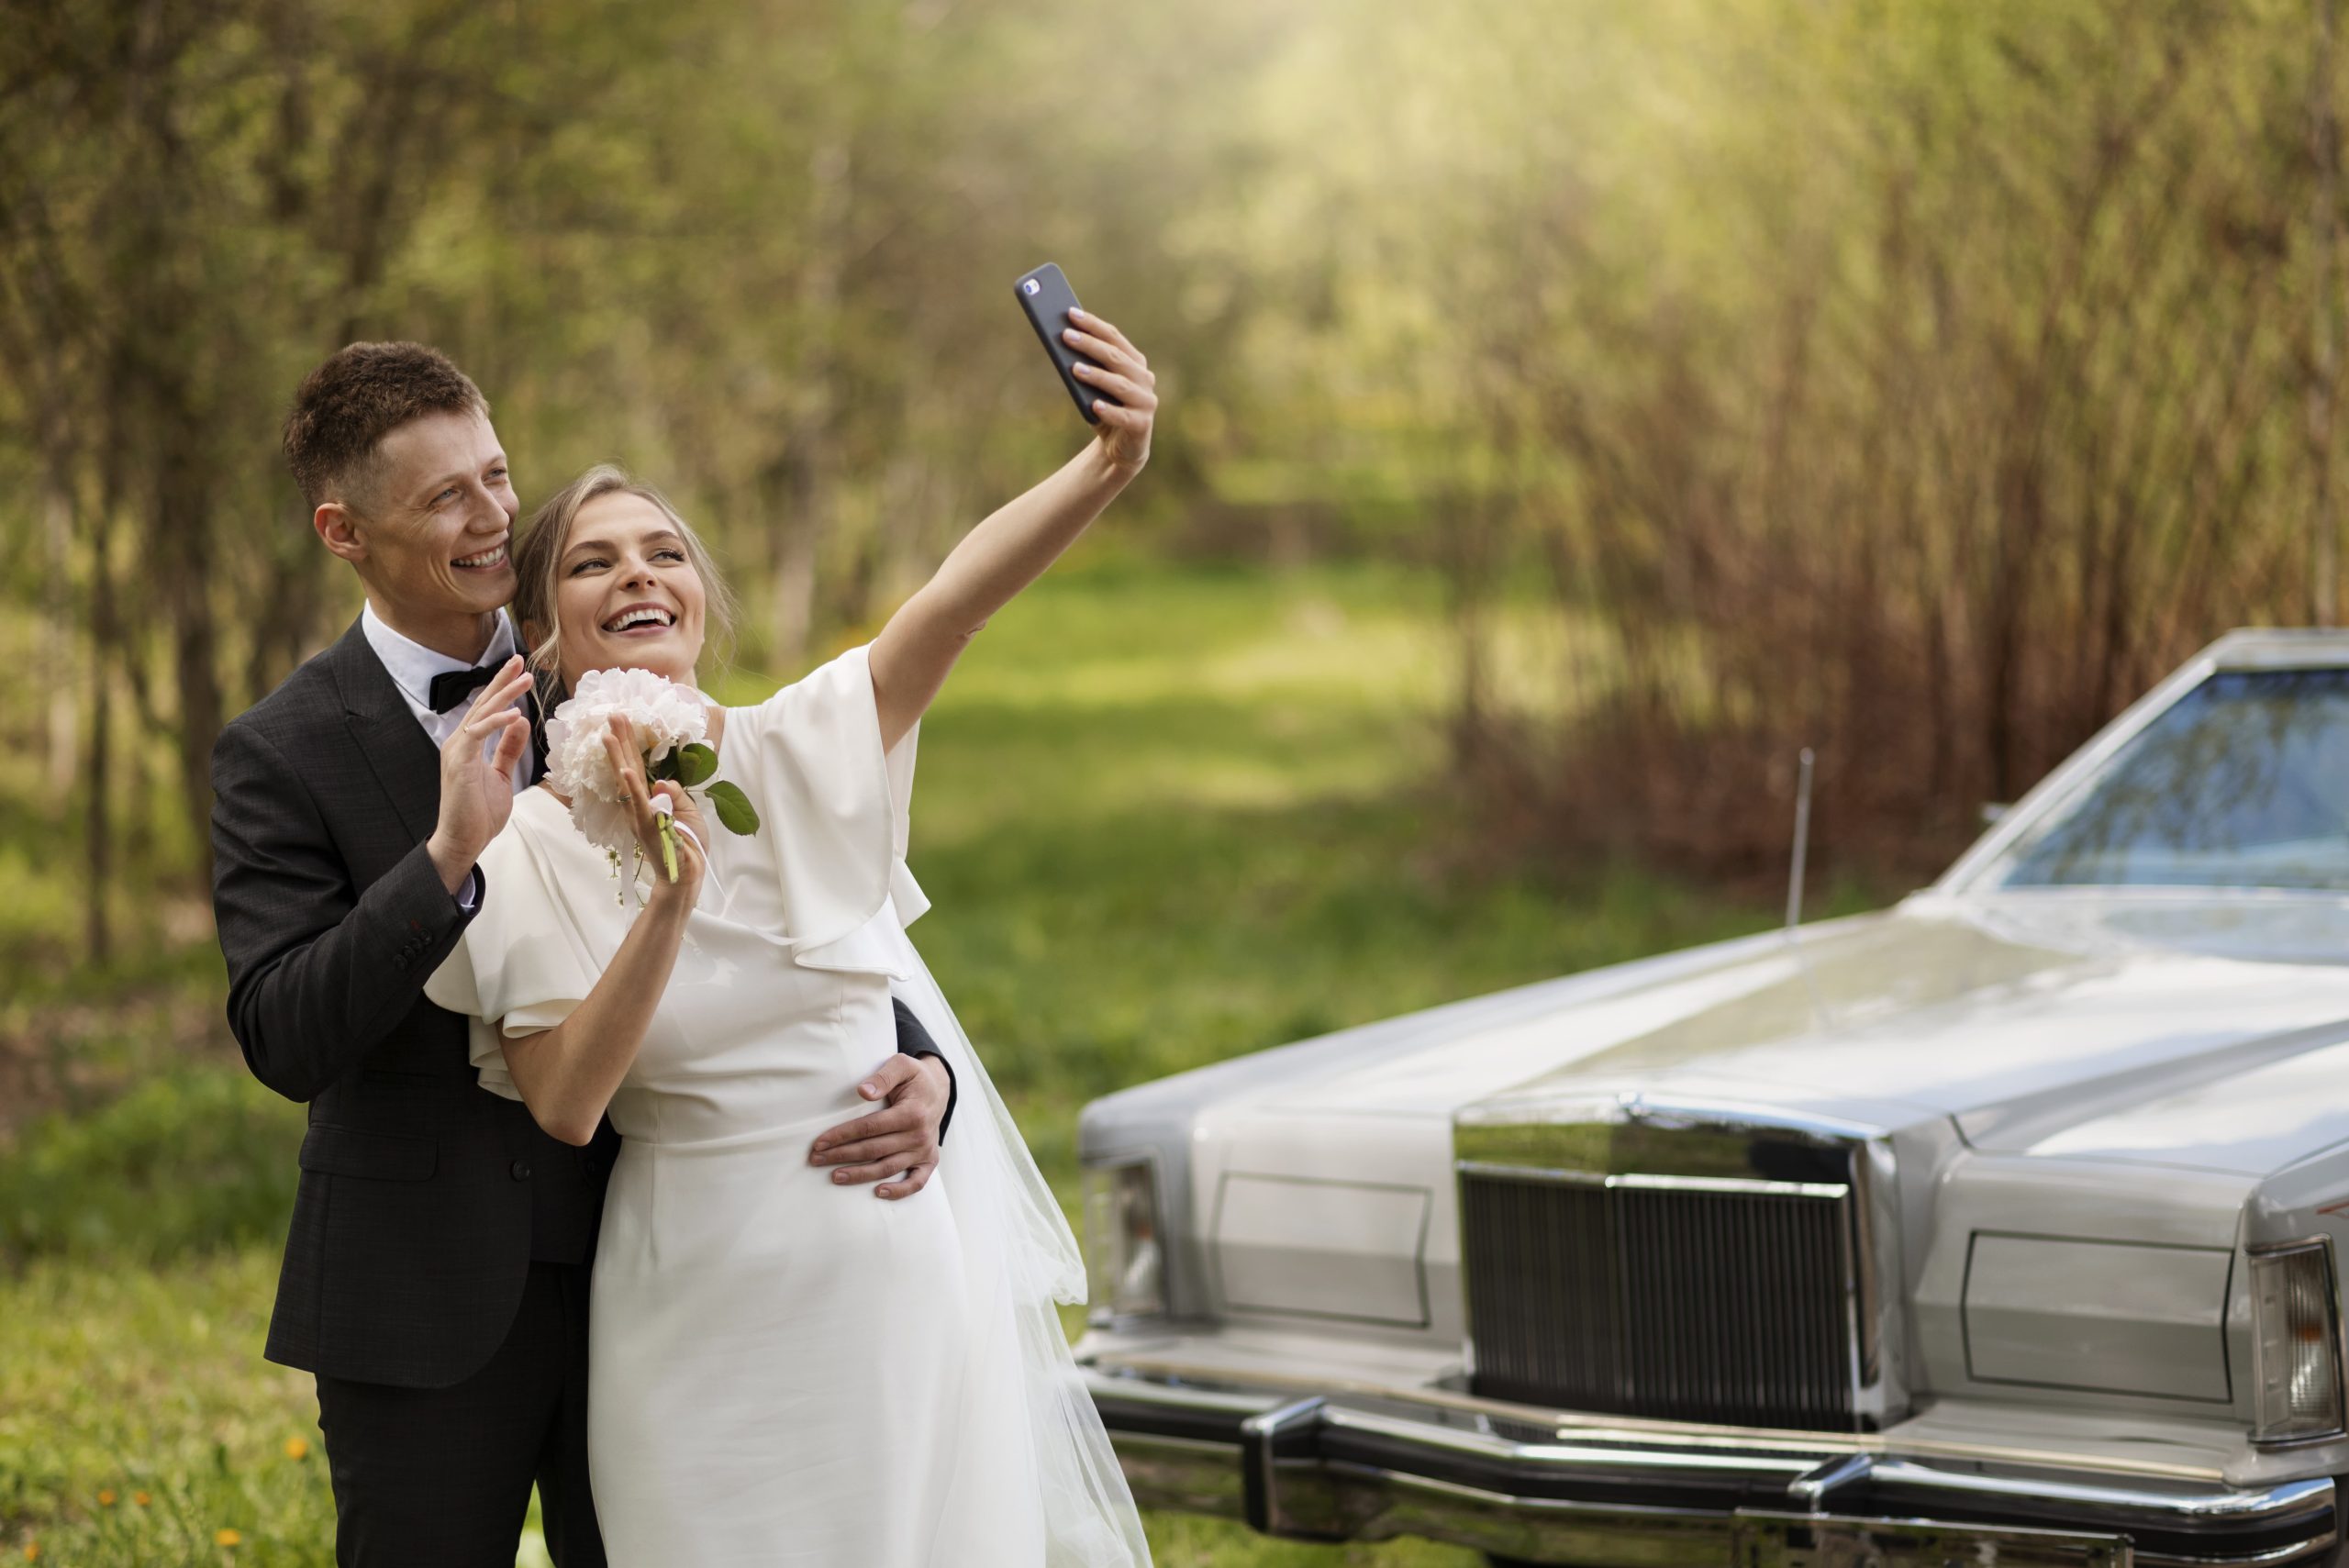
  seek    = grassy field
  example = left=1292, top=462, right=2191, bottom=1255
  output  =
left=0, top=556, right=1789, bottom=1566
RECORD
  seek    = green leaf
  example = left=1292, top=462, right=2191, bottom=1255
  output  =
left=705, top=779, right=761, bottom=836
left=674, top=742, right=718, bottom=787
left=647, top=750, right=681, bottom=783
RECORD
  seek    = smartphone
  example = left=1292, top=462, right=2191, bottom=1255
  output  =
left=1015, top=262, right=1111, bottom=425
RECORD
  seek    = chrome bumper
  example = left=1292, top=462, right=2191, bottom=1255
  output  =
left=1085, top=1372, right=2342, bottom=1567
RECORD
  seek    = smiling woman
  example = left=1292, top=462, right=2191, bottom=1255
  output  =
left=434, top=415, right=1165, bottom=1562
left=509, top=464, right=740, bottom=710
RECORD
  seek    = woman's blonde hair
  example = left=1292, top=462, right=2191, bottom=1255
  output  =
left=511, top=464, right=739, bottom=706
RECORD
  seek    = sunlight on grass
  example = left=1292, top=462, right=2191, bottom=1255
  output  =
left=0, top=1252, right=328, bottom=1565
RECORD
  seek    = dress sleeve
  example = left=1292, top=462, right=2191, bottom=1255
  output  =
left=423, top=820, right=596, bottom=1100
left=736, top=641, right=928, bottom=965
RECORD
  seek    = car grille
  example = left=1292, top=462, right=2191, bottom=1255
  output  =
left=1459, top=1168, right=1858, bottom=1430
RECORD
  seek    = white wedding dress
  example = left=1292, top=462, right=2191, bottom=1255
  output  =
left=425, top=644, right=1149, bottom=1568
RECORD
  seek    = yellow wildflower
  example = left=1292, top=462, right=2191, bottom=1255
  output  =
left=216, top=1527, right=242, bottom=1547
left=284, top=1437, right=309, bottom=1461
left=133, top=1490, right=152, bottom=1506
left=98, top=1488, right=117, bottom=1506
left=24, top=1541, right=39, bottom=1562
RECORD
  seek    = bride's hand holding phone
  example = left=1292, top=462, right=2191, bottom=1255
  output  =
left=1062, top=307, right=1157, bottom=473
left=866, top=280, right=1161, bottom=747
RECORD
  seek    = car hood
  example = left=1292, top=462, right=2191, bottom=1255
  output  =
left=1210, top=895, right=2349, bottom=1177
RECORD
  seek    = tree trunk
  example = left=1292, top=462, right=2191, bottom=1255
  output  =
left=85, top=499, right=114, bottom=966
left=2311, top=0, right=2341, bottom=627
left=42, top=482, right=79, bottom=796
left=151, top=384, right=224, bottom=890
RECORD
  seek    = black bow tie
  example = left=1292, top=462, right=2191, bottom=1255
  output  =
left=429, top=662, right=499, bottom=714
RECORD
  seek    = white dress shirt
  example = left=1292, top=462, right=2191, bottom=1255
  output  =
left=361, top=601, right=533, bottom=908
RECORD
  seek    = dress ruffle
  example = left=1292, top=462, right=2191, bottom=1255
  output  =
left=716, top=640, right=927, bottom=976
left=426, top=640, right=929, bottom=1085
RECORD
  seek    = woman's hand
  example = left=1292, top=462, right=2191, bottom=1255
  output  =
left=1064, top=307, right=1157, bottom=473
left=502, top=714, right=709, bottom=1146
left=603, top=716, right=709, bottom=906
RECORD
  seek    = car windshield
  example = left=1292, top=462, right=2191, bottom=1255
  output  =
left=1992, top=668, right=2349, bottom=891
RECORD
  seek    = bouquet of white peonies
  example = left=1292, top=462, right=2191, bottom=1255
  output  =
left=543, top=667, right=760, bottom=889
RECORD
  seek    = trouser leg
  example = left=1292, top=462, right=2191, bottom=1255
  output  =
left=533, top=1262, right=606, bottom=1568
left=314, top=1262, right=575, bottom=1568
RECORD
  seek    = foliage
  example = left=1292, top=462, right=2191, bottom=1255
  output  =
left=1253, top=0, right=2349, bottom=878
left=0, top=0, right=1258, bottom=959
left=0, top=1071, right=300, bottom=1269
left=8, top=0, right=2335, bottom=939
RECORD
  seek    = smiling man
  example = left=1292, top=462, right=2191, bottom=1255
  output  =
left=208, top=342, right=952, bottom=1568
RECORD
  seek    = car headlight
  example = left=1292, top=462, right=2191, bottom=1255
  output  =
left=1082, top=1157, right=1165, bottom=1326
left=2251, top=1239, right=2344, bottom=1444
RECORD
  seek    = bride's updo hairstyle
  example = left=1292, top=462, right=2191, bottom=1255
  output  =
left=511, top=463, right=739, bottom=705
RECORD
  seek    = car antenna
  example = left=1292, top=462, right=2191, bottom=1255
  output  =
left=1786, top=747, right=1827, bottom=1027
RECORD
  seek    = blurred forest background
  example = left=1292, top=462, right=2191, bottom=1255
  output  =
left=3, top=0, right=2346, bottom=1562
left=4, top=0, right=2347, bottom=961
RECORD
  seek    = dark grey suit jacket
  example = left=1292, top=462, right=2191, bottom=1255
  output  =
left=211, top=617, right=951, bottom=1388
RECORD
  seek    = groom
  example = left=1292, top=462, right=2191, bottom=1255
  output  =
left=210, top=340, right=956, bottom=1567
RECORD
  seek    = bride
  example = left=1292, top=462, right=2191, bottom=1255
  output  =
left=423, top=310, right=1158, bottom=1566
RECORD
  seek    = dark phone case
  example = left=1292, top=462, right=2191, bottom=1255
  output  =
left=1015, top=262, right=1109, bottom=425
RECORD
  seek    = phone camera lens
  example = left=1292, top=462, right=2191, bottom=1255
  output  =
left=1020, top=278, right=1041, bottom=296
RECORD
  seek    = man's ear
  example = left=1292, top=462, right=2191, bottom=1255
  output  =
left=313, top=500, right=367, bottom=566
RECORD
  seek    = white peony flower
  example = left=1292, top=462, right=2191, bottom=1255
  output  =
left=567, top=790, right=640, bottom=862
left=544, top=666, right=709, bottom=857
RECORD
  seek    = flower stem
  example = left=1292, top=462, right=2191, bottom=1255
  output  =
left=658, top=817, right=680, bottom=884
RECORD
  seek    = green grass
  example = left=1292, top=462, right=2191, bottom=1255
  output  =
left=1, top=556, right=1782, bottom=1565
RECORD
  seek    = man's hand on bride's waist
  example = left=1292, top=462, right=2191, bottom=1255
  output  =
left=806, top=1054, right=950, bottom=1200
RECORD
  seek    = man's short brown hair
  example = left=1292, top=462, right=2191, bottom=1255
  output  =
left=282, top=341, right=489, bottom=511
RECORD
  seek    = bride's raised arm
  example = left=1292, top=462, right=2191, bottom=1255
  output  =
left=868, top=307, right=1158, bottom=751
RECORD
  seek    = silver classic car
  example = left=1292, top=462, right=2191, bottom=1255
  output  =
left=1074, top=631, right=2349, bottom=1567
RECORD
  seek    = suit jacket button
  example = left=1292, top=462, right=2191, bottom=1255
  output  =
left=510, top=1160, right=531, bottom=1181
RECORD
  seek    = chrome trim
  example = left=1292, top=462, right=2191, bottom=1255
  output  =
left=2247, top=1236, right=2349, bottom=1449
left=1860, top=1462, right=2335, bottom=1529
left=1088, top=1370, right=2341, bottom=1566
left=2151, top=1541, right=2348, bottom=1568
left=1264, top=1462, right=1733, bottom=1567
left=1453, top=1093, right=1885, bottom=1177
left=1453, top=1160, right=1851, bottom=1200
left=1732, top=1510, right=2132, bottom=1568
left=1240, top=1396, right=1328, bottom=1536
left=1453, top=1093, right=1901, bottom=1430
left=1786, top=1453, right=1874, bottom=1507
left=1317, top=1402, right=1809, bottom=1480
left=1085, top=1351, right=2235, bottom=1481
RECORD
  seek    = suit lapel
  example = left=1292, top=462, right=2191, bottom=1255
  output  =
left=327, top=617, right=443, bottom=846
